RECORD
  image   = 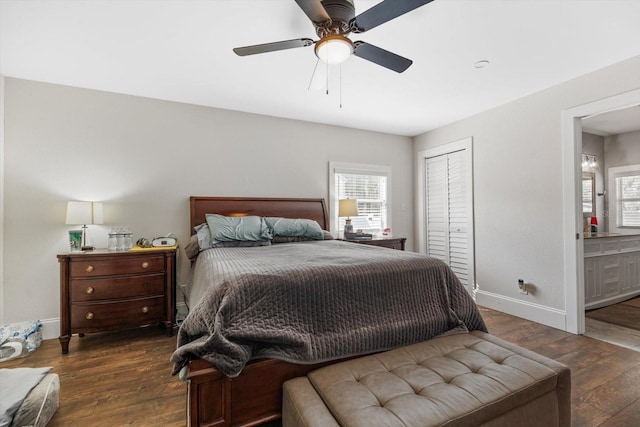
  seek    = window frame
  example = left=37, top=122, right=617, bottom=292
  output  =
left=608, top=164, right=640, bottom=231
left=328, top=162, right=392, bottom=236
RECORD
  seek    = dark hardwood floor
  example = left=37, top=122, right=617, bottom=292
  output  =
left=1, top=326, right=186, bottom=426
left=3, top=308, right=640, bottom=426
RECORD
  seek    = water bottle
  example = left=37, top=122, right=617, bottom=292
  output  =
left=116, top=228, right=125, bottom=251
left=123, top=228, right=133, bottom=250
left=108, top=229, right=118, bottom=251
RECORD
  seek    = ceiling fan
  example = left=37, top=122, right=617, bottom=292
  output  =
left=233, top=0, right=434, bottom=73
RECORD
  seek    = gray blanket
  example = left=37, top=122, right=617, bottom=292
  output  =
left=171, top=240, right=486, bottom=377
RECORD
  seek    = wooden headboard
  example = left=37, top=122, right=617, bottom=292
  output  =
left=190, top=196, right=329, bottom=232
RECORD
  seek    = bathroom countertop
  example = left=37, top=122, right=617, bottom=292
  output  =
left=585, top=232, right=640, bottom=239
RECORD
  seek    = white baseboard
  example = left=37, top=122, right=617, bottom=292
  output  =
left=40, top=318, right=60, bottom=341
left=476, top=290, right=567, bottom=331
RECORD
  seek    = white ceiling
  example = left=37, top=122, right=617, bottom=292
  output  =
left=582, top=105, right=640, bottom=136
left=1, top=0, right=640, bottom=137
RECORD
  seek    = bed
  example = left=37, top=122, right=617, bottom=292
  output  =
left=173, top=196, right=487, bottom=427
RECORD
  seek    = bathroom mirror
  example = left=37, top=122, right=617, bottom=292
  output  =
left=582, top=172, right=595, bottom=217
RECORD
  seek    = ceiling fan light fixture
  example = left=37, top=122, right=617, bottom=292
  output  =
left=315, top=35, right=353, bottom=65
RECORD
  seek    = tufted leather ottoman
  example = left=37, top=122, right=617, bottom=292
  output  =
left=283, top=331, right=570, bottom=427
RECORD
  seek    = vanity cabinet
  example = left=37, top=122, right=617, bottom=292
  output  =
left=584, top=234, right=640, bottom=309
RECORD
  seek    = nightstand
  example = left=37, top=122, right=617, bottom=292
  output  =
left=57, top=248, right=176, bottom=354
left=343, top=237, right=406, bottom=251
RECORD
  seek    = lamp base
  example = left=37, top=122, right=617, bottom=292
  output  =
left=81, top=246, right=95, bottom=251
left=343, top=218, right=353, bottom=234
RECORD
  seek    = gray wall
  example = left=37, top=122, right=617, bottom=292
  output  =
left=605, top=129, right=640, bottom=167
left=414, top=55, right=640, bottom=328
left=2, top=78, right=413, bottom=337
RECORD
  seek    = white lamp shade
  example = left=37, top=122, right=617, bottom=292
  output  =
left=338, top=199, right=359, bottom=217
left=92, top=202, right=104, bottom=225
left=66, top=201, right=103, bottom=225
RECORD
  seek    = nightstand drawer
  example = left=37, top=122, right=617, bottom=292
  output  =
left=71, top=296, right=164, bottom=331
left=70, top=273, right=165, bottom=302
left=373, top=241, right=404, bottom=250
left=70, top=255, right=165, bottom=277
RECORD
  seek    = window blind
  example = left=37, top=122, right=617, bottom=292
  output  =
left=335, top=172, right=388, bottom=234
left=616, top=173, right=640, bottom=227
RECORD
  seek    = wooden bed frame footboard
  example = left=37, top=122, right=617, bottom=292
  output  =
left=187, top=358, right=340, bottom=427
left=185, top=196, right=333, bottom=426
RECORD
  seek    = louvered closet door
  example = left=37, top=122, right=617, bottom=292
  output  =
left=425, top=150, right=471, bottom=287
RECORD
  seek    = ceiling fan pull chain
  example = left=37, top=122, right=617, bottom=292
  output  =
left=308, top=58, right=320, bottom=91
left=340, top=63, right=343, bottom=109
left=326, top=59, right=329, bottom=95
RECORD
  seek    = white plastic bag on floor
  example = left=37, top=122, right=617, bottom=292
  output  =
left=0, top=320, right=42, bottom=362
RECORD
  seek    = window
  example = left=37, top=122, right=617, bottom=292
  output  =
left=615, top=171, right=640, bottom=227
left=329, top=162, right=391, bottom=235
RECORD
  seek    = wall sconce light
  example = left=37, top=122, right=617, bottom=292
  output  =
left=582, top=154, right=597, bottom=169
left=65, top=201, right=103, bottom=250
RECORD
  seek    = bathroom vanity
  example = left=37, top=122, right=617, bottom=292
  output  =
left=584, top=233, right=640, bottom=309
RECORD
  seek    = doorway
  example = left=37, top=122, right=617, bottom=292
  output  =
left=561, top=88, right=640, bottom=334
left=581, top=105, right=640, bottom=350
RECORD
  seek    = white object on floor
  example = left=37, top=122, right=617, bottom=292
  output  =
left=0, top=367, right=51, bottom=427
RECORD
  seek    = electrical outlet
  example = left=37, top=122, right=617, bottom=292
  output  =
left=518, top=279, right=528, bottom=295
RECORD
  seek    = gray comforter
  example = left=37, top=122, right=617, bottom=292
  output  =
left=171, top=240, right=486, bottom=377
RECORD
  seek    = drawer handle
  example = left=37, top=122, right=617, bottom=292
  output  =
left=141, top=306, right=149, bottom=314
left=85, top=265, right=95, bottom=273
left=141, top=262, right=149, bottom=269
left=85, top=312, right=94, bottom=320
left=86, top=286, right=94, bottom=294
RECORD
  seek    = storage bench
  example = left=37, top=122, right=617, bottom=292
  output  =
left=283, top=331, right=570, bottom=427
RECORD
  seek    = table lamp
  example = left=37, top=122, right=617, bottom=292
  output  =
left=66, top=201, right=104, bottom=250
left=338, top=199, right=358, bottom=235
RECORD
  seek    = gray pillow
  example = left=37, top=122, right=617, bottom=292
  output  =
left=264, top=217, right=324, bottom=241
left=206, top=214, right=272, bottom=243
left=210, top=241, right=271, bottom=248
left=184, top=234, right=200, bottom=260
left=193, top=222, right=212, bottom=250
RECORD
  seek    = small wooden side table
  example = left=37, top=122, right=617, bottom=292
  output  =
left=342, top=237, right=406, bottom=251
left=57, top=248, right=176, bottom=354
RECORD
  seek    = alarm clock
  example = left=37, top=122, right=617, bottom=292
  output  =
left=152, top=237, right=177, bottom=247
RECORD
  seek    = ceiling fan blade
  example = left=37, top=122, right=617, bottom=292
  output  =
left=351, top=0, right=434, bottom=33
left=233, top=38, right=315, bottom=56
left=353, top=41, right=412, bottom=73
left=294, top=0, right=330, bottom=23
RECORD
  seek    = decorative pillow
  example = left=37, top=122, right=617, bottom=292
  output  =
left=184, top=234, right=200, bottom=261
left=193, top=223, right=213, bottom=250
left=264, top=217, right=324, bottom=241
left=206, top=214, right=272, bottom=243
